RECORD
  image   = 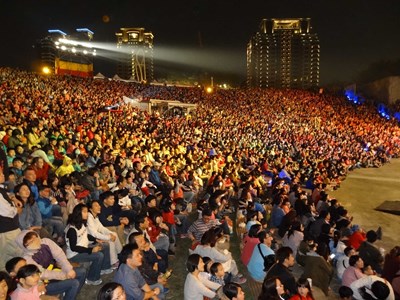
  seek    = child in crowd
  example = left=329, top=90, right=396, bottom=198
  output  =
left=210, top=262, right=225, bottom=286
left=10, top=264, right=45, bottom=300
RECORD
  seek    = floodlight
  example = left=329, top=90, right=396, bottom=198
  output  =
left=71, top=47, right=76, bottom=53
left=61, top=45, right=66, bottom=51
left=42, top=67, right=51, bottom=74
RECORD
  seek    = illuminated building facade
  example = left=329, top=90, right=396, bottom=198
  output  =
left=116, top=28, right=154, bottom=82
left=37, top=28, right=96, bottom=77
left=247, top=18, right=320, bottom=89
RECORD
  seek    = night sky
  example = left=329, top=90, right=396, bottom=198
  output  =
left=1, top=0, right=400, bottom=85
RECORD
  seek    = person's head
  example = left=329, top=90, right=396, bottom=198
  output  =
left=338, top=285, right=353, bottom=300
left=89, top=200, right=102, bottom=215
left=296, top=278, right=314, bottom=299
left=23, top=168, right=36, bottom=183
left=223, top=282, right=245, bottom=300
left=119, top=243, right=142, bottom=269
left=32, top=157, right=44, bottom=169
left=100, top=191, right=115, bottom=208
left=344, top=246, right=355, bottom=258
left=14, top=183, right=33, bottom=205
left=248, top=224, right=262, bottom=238
left=128, top=232, right=146, bottom=250
left=22, top=231, right=42, bottom=251
left=145, top=195, right=157, bottom=208
left=186, top=254, right=204, bottom=273
left=202, top=257, right=213, bottom=273
left=369, top=280, right=390, bottom=299
left=38, top=184, right=52, bottom=198
left=210, top=262, right=224, bottom=278
left=258, top=230, right=273, bottom=247
left=366, top=230, right=378, bottom=243
left=15, top=264, right=41, bottom=289
left=135, top=215, right=149, bottom=230
left=349, top=255, right=364, bottom=269
left=0, top=272, right=10, bottom=300
left=201, top=208, right=213, bottom=223
left=260, top=276, right=284, bottom=298
left=67, top=203, right=88, bottom=229
left=276, top=246, right=295, bottom=267
left=5, top=257, right=26, bottom=278
left=97, top=282, right=126, bottom=300
left=200, top=228, right=216, bottom=246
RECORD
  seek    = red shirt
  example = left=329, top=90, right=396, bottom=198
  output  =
left=348, top=231, right=366, bottom=250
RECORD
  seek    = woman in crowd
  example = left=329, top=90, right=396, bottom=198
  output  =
left=184, top=254, right=217, bottom=300
left=258, top=277, right=286, bottom=300
left=289, top=278, right=315, bottom=300
left=65, top=204, right=113, bottom=286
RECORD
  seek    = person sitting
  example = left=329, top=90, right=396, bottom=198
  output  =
left=65, top=204, right=113, bottom=286
left=36, top=185, right=64, bottom=245
left=14, top=230, right=86, bottom=300
left=241, top=224, right=262, bottom=266
left=87, top=200, right=123, bottom=267
left=342, top=255, right=366, bottom=287
left=194, top=228, right=244, bottom=284
left=301, top=243, right=334, bottom=296
left=358, top=230, right=384, bottom=275
left=114, top=243, right=164, bottom=300
left=289, top=278, right=315, bottom=300
left=266, top=247, right=297, bottom=297
left=350, top=275, right=395, bottom=300
left=247, top=230, right=274, bottom=282
left=258, top=276, right=287, bottom=300
left=184, top=254, right=217, bottom=300
left=337, top=246, right=356, bottom=280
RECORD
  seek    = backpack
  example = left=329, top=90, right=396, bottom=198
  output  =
left=257, top=243, right=276, bottom=272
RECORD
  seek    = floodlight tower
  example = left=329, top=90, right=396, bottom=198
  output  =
left=116, top=28, right=154, bottom=82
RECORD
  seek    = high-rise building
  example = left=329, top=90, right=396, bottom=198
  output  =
left=37, top=28, right=95, bottom=77
left=247, top=18, right=320, bottom=89
left=116, top=28, right=154, bottom=82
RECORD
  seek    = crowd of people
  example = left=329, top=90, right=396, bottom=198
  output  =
left=0, top=67, right=399, bottom=299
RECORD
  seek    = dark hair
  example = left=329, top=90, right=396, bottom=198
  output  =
left=370, top=281, right=390, bottom=299
left=67, top=203, right=88, bottom=229
left=296, top=278, right=315, bottom=299
left=258, top=276, right=281, bottom=300
left=248, top=224, right=262, bottom=238
left=202, top=257, right=213, bottom=273
left=119, top=243, right=139, bottom=264
left=223, top=282, right=242, bottom=299
left=5, top=257, right=25, bottom=274
left=200, top=229, right=216, bottom=246
left=22, top=231, right=39, bottom=248
left=338, top=285, right=353, bottom=298
left=127, top=232, right=143, bottom=245
left=88, top=200, right=100, bottom=209
left=276, top=246, right=293, bottom=263
left=16, top=264, right=40, bottom=280
left=366, top=230, right=378, bottom=243
left=186, top=254, right=202, bottom=273
left=344, top=246, right=354, bottom=257
left=210, top=262, right=222, bottom=276
left=14, top=183, right=34, bottom=206
left=258, top=230, right=270, bottom=244
left=99, top=191, right=114, bottom=202
left=202, top=208, right=212, bottom=217
left=349, top=255, right=361, bottom=267
left=287, top=221, right=302, bottom=238
left=97, top=282, right=124, bottom=300
left=0, top=271, right=11, bottom=292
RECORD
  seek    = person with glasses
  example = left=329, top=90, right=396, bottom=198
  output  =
left=258, top=276, right=286, bottom=300
left=97, top=282, right=127, bottom=300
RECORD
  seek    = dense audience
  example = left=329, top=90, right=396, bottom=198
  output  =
left=0, top=67, right=399, bottom=299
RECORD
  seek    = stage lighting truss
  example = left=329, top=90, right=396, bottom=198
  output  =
left=55, top=38, right=96, bottom=56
